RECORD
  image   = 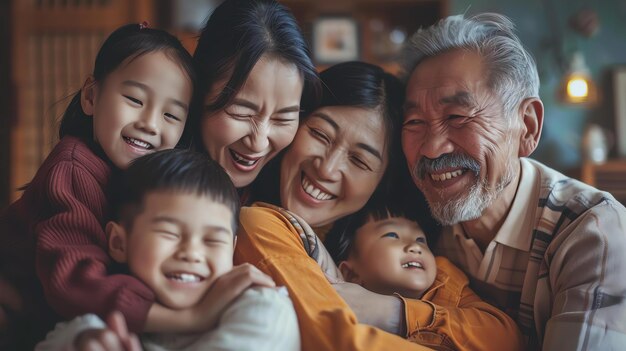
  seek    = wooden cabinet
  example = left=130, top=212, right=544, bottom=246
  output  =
left=580, top=160, right=626, bottom=205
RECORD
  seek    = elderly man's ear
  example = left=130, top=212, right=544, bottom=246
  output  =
left=517, top=97, right=544, bottom=157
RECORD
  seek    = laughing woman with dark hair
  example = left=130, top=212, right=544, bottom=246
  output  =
left=192, top=0, right=320, bottom=195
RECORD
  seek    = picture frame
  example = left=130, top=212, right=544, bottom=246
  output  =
left=312, top=16, right=359, bottom=64
left=613, top=67, right=626, bottom=157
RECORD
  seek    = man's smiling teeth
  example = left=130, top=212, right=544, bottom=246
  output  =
left=230, top=150, right=260, bottom=166
left=166, top=273, right=203, bottom=283
left=430, top=169, right=464, bottom=182
left=301, top=176, right=335, bottom=200
left=124, top=137, right=153, bottom=149
left=402, top=261, right=424, bottom=269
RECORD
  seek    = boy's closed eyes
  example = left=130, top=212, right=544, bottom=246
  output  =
left=107, top=190, right=235, bottom=310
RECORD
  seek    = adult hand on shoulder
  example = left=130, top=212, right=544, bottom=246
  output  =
left=333, top=281, right=404, bottom=335
left=74, top=311, right=142, bottom=351
left=189, top=263, right=276, bottom=331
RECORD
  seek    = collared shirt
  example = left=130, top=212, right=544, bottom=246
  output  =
left=435, top=157, right=626, bottom=350
left=435, top=158, right=538, bottom=316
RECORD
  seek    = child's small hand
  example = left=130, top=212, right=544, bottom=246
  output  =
left=74, top=311, right=142, bottom=351
left=187, top=263, right=275, bottom=331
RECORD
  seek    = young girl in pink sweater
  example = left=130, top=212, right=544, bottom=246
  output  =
left=0, top=23, right=195, bottom=349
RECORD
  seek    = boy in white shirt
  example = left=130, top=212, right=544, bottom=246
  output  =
left=38, top=149, right=299, bottom=351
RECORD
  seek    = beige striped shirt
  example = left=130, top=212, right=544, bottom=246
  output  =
left=435, top=157, right=626, bottom=350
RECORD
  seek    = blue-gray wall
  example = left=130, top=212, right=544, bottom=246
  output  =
left=449, top=0, right=626, bottom=171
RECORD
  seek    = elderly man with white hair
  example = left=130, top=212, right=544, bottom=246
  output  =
left=400, top=13, right=626, bottom=350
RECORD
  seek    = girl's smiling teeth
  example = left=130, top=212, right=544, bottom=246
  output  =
left=229, top=149, right=262, bottom=166
left=301, top=174, right=336, bottom=200
left=123, top=136, right=153, bottom=149
left=430, top=169, right=464, bottom=181
left=165, top=272, right=205, bottom=283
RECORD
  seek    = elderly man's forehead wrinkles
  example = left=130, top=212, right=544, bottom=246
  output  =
left=407, top=86, right=477, bottom=110
left=439, top=91, right=475, bottom=108
left=404, top=88, right=440, bottom=114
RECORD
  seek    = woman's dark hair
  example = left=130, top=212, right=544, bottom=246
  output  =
left=251, top=61, right=406, bottom=207
left=112, top=149, right=240, bottom=234
left=59, top=23, right=196, bottom=144
left=191, top=0, right=321, bottom=149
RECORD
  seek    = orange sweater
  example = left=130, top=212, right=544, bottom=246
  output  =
left=409, top=256, right=525, bottom=349
left=235, top=204, right=525, bottom=351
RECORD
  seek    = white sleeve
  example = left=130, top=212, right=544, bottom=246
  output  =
left=179, top=286, right=300, bottom=351
left=35, top=314, right=107, bottom=351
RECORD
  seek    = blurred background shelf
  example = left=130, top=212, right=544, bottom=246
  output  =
left=580, top=160, right=626, bottom=206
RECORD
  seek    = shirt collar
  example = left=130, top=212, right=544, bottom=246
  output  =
left=448, top=158, right=539, bottom=252
left=492, top=158, right=538, bottom=251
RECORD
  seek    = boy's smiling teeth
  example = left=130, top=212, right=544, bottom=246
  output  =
left=402, top=261, right=424, bottom=269
left=124, top=137, right=153, bottom=149
left=430, top=169, right=464, bottom=182
left=166, top=272, right=204, bottom=283
left=301, top=174, right=336, bottom=200
left=230, top=149, right=260, bottom=166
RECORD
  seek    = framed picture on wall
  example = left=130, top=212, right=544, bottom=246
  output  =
left=312, top=16, right=359, bottom=64
left=613, top=67, right=626, bottom=157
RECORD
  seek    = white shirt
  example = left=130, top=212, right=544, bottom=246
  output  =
left=36, top=286, right=300, bottom=351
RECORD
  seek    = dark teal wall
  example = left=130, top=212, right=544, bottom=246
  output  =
left=450, top=0, right=626, bottom=171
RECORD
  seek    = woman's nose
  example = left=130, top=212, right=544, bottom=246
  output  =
left=243, top=122, right=270, bottom=153
left=317, top=150, right=342, bottom=182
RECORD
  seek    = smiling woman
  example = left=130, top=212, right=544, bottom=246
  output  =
left=201, top=56, right=304, bottom=188
left=235, top=61, right=427, bottom=351
left=192, top=0, right=320, bottom=190
left=280, top=106, right=388, bottom=227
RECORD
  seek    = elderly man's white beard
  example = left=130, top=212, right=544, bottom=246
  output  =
left=424, top=159, right=516, bottom=226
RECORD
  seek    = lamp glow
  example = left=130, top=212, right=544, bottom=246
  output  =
left=559, top=52, right=597, bottom=105
left=567, top=77, right=589, bottom=98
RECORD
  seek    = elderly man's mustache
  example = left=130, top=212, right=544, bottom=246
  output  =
left=414, top=153, right=481, bottom=180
